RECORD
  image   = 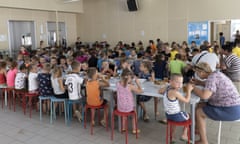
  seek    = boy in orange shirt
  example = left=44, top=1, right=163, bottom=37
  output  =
left=86, top=67, right=109, bottom=126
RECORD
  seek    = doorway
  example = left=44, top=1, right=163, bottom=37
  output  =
left=8, top=20, right=36, bottom=58
left=47, top=22, right=66, bottom=47
left=210, top=20, right=231, bottom=44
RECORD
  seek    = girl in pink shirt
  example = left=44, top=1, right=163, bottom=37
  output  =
left=116, top=69, right=143, bottom=133
left=6, top=61, right=18, bottom=87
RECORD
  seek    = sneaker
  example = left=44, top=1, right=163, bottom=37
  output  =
left=143, top=115, right=150, bottom=122
left=74, top=110, right=82, bottom=122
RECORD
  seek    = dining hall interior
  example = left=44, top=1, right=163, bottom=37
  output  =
left=0, top=0, right=240, bottom=144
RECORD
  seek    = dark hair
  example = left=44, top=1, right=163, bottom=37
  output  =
left=121, top=68, right=133, bottom=87
left=219, top=32, right=223, bottom=36
left=214, top=45, right=220, bottom=52
left=87, top=67, right=97, bottom=79
left=174, top=53, right=181, bottom=60
left=155, top=54, right=165, bottom=64
left=192, top=48, right=200, bottom=53
left=199, top=45, right=208, bottom=51
left=222, top=44, right=233, bottom=53
left=137, top=53, right=143, bottom=58
left=0, top=61, right=6, bottom=69
left=141, top=60, right=152, bottom=71
left=19, top=64, right=27, bottom=71
left=10, top=61, right=17, bottom=69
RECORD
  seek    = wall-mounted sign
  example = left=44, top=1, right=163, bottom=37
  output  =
left=188, top=21, right=209, bottom=46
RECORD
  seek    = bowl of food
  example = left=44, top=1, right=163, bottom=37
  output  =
left=154, top=80, right=161, bottom=85
left=154, top=80, right=167, bottom=85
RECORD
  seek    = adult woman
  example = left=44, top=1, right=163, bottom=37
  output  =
left=193, top=62, right=240, bottom=144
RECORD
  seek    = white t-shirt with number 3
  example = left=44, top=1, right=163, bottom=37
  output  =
left=65, top=73, right=84, bottom=100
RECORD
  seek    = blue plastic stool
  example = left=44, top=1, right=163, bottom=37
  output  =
left=66, top=99, right=85, bottom=126
left=39, top=95, right=53, bottom=121
left=50, top=97, right=67, bottom=125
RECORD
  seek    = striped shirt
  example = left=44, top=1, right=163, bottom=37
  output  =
left=223, top=54, right=240, bottom=81
left=163, top=86, right=181, bottom=115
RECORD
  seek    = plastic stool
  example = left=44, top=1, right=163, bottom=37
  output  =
left=14, top=89, right=26, bottom=112
left=39, top=95, right=52, bottom=121
left=217, top=119, right=240, bottom=144
left=23, top=92, right=39, bottom=118
left=84, top=104, right=108, bottom=135
left=66, top=99, right=85, bottom=126
left=50, top=97, right=67, bottom=125
left=111, top=109, right=138, bottom=144
left=166, top=119, right=192, bottom=144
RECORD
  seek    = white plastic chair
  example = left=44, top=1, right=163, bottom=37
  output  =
left=217, top=119, right=240, bottom=144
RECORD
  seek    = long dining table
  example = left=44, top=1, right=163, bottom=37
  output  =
left=104, top=78, right=200, bottom=144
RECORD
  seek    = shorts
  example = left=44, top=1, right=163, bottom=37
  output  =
left=137, top=95, right=152, bottom=103
left=55, top=92, right=68, bottom=99
left=203, top=103, right=240, bottom=121
left=166, top=111, right=189, bottom=122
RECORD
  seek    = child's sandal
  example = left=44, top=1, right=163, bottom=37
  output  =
left=132, top=129, right=141, bottom=134
left=100, top=120, right=106, bottom=127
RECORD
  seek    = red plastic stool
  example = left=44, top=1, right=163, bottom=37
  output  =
left=166, top=119, right=192, bottom=144
left=14, top=89, right=26, bottom=112
left=84, top=104, right=108, bottom=135
left=22, top=92, right=39, bottom=118
left=111, top=110, right=138, bottom=144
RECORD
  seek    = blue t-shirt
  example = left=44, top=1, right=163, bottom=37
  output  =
left=220, top=36, right=225, bottom=47
left=139, top=72, right=151, bottom=80
left=132, top=60, right=141, bottom=76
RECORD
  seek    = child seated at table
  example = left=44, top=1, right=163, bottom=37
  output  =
left=101, top=60, right=116, bottom=77
left=65, top=61, right=84, bottom=122
left=51, top=66, right=68, bottom=99
left=86, top=67, right=109, bottom=126
left=137, top=60, right=156, bottom=122
left=28, top=64, right=38, bottom=93
left=117, top=68, right=143, bottom=133
left=163, top=73, right=193, bottom=142
left=6, top=60, right=18, bottom=88
left=37, top=63, right=54, bottom=113
left=15, top=64, right=28, bottom=91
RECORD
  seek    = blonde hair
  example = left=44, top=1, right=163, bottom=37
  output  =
left=52, top=66, right=62, bottom=78
left=194, top=62, right=212, bottom=73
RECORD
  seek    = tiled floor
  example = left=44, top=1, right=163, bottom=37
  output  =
left=0, top=99, right=240, bottom=144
